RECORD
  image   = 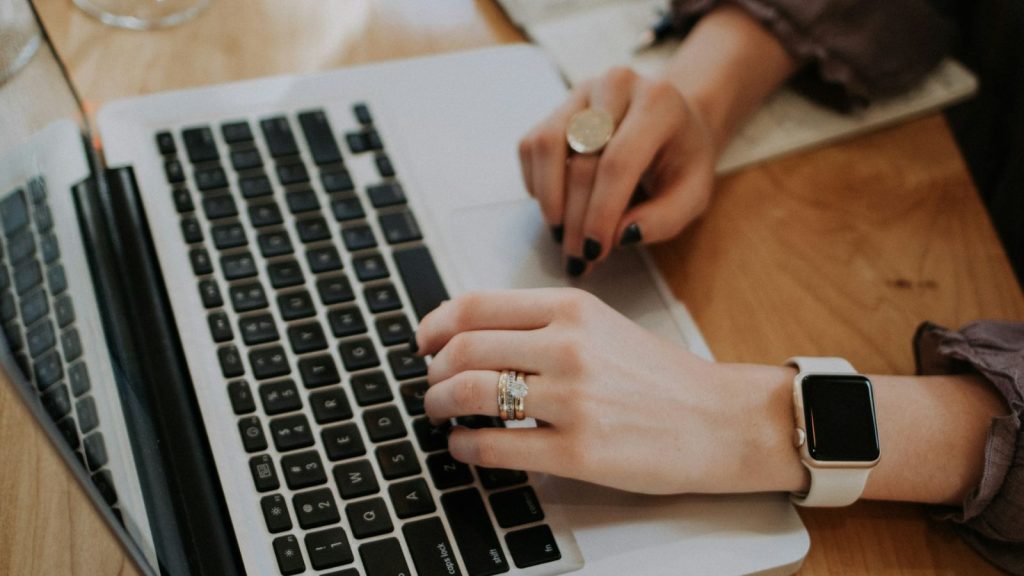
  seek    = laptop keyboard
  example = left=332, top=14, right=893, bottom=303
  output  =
left=0, top=177, right=120, bottom=512
left=159, top=104, right=562, bottom=575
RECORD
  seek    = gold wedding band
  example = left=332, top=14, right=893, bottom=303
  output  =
left=497, top=370, right=529, bottom=421
left=566, top=108, right=615, bottom=154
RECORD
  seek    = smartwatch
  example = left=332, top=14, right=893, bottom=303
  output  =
left=787, top=357, right=880, bottom=507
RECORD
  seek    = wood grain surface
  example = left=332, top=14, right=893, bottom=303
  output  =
left=1, top=0, right=1021, bottom=574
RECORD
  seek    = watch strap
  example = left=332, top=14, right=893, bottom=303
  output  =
left=786, top=356, right=855, bottom=375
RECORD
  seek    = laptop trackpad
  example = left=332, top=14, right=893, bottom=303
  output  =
left=442, top=199, right=688, bottom=345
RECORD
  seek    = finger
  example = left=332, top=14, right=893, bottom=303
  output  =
left=528, top=87, right=590, bottom=230
left=427, top=329, right=550, bottom=384
left=415, top=289, right=562, bottom=356
left=583, top=84, right=680, bottom=261
left=562, top=153, right=598, bottom=276
left=425, top=370, right=559, bottom=423
left=448, top=426, right=563, bottom=473
left=617, top=170, right=712, bottom=244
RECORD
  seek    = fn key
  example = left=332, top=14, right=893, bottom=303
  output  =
left=506, top=525, right=561, bottom=569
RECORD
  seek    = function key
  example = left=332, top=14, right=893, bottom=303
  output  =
left=249, top=453, right=280, bottom=492
left=322, top=423, right=365, bottom=462
left=298, top=109, right=344, bottom=166
left=221, top=121, right=254, bottom=144
left=375, top=154, right=395, bottom=178
left=27, top=177, right=47, bottom=203
left=218, top=345, right=245, bottom=377
left=68, top=362, right=90, bottom=396
left=333, top=458, right=379, bottom=499
left=181, top=217, right=204, bottom=243
left=238, top=416, right=268, bottom=452
left=181, top=126, right=220, bottom=164
left=172, top=187, right=194, bottom=213
left=198, top=279, right=223, bottom=308
left=259, top=379, right=302, bottom=415
left=345, top=131, right=369, bottom=154
left=353, top=103, right=373, bottom=125
left=155, top=131, right=176, bottom=155
left=366, top=182, right=406, bottom=208
left=379, top=210, right=422, bottom=245
left=272, top=534, right=306, bottom=575
left=281, top=450, right=328, bottom=490
left=351, top=371, right=393, bottom=407
left=165, top=159, right=185, bottom=183
left=304, top=527, right=354, bottom=571
left=345, top=497, right=393, bottom=539
left=489, top=486, right=544, bottom=528
left=260, top=116, right=300, bottom=158
left=260, top=493, right=293, bottom=533
left=227, top=380, right=256, bottom=414
left=293, top=487, right=340, bottom=529
left=505, top=525, right=561, bottom=569
left=40, top=233, right=60, bottom=264
left=427, top=452, right=474, bottom=490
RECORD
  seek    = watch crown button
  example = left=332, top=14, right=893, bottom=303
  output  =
left=792, top=427, right=806, bottom=448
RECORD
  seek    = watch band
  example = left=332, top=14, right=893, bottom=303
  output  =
left=786, top=356, right=872, bottom=507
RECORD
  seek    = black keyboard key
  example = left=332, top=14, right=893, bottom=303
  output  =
left=68, top=362, right=90, bottom=396
left=219, top=345, right=246, bottom=377
left=227, top=380, right=256, bottom=414
left=322, top=423, right=365, bottom=461
left=442, top=488, right=509, bottom=576
left=27, top=177, right=46, bottom=203
left=1, top=293, right=16, bottom=322
left=380, top=211, right=422, bottom=245
left=165, top=159, right=185, bottom=183
left=0, top=265, right=9, bottom=292
left=238, top=416, right=268, bottom=452
left=322, top=169, right=354, bottom=193
left=33, top=351, right=62, bottom=390
left=222, top=121, right=253, bottom=144
left=346, top=497, right=393, bottom=539
left=489, top=486, right=544, bottom=528
left=250, top=453, right=280, bottom=492
left=366, top=182, right=406, bottom=208
left=258, top=230, right=293, bottom=257
left=298, top=354, right=341, bottom=389
left=505, top=525, right=561, bottom=569
left=341, top=225, right=377, bottom=251
left=33, top=203, right=53, bottom=231
left=83, top=433, right=108, bottom=471
left=307, top=246, right=342, bottom=273
left=261, top=493, right=293, bottom=533
left=390, top=479, right=436, bottom=520
left=181, top=217, right=204, bottom=243
left=238, top=313, right=278, bottom=345
left=428, top=452, right=474, bottom=490
left=366, top=129, right=383, bottom=151
left=208, top=311, right=234, bottom=342
left=375, top=441, right=420, bottom=480
left=388, top=348, right=427, bottom=380
left=286, top=189, right=320, bottom=214
left=310, top=388, right=353, bottom=424
left=249, top=345, right=290, bottom=379
left=202, top=194, right=237, bottom=220
left=54, top=295, right=75, bottom=328
left=375, top=154, right=395, bottom=178
left=156, top=131, right=176, bottom=154
left=478, top=468, right=528, bottom=490
left=239, top=174, right=273, bottom=199
left=353, top=253, right=389, bottom=281
left=339, top=337, right=380, bottom=371
left=47, top=265, right=67, bottom=296
left=42, top=383, right=71, bottom=420
left=330, top=194, right=363, bottom=221
left=61, top=328, right=82, bottom=362
left=195, top=166, right=228, bottom=191
left=345, top=132, right=369, bottom=154
left=297, top=217, right=331, bottom=243
left=182, top=126, right=219, bottom=163
left=26, top=320, right=55, bottom=357
left=360, top=538, right=410, bottom=576
left=351, top=371, right=393, bottom=407
left=230, top=147, right=263, bottom=171
left=277, top=162, right=310, bottom=186
left=282, top=450, right=328, bottom=489
left=334, top=459, right=378, bottom=499
left=404, top=518, right=462, bottom=576
left=317, top=275, right=354, bottom=305
left=41, top=234, right=60, bottom=264
left=376, top=314, right=412, bottom=346
left=198, top=279, right=223, bottom=308
left=327, top=305, right=365, bottom=337
left=14, top=260, right=42, bottom=295
left=221, top=251, right=258, bottom=280
left=75, top=396, right=99, bottom=433
left=230, top=282, right=268, bottom=312
left=305, top=527, right=354, bottom=571
left=270, top=413, right=314, bottom=452
left=278, top=289, right=316, bottom=320
left=249, top=201, right=283, bottom=227
left=365, top=284, right=400, bottom=313
left=394, top=245, right=450, bottom=320
left=190, top=248, right=214, bottom=275
left=267, top=258, right=304, bottom=288
left=400, top=380, right=428, bottom=416
left=413, top=418, right=450, bottom=453
left=9, top=233, right=35, bottom=263
left=273, top=535, right=306, bottom=575
left=212, top=222, right=247, bottom=249
left=259, top=379, right=302, bottom=415
left=20, top=289, right=48, bottom=326
left=261, top=117, right=300, bottom=158
left=298, top=110, right=344, bottom=166
left=288, top=321, right=328, bottom=354
left=353, top=103, right=372, bottom=125
left=92, top=470, right=117, bottom=506
left=293, top=488, right=340, bottom=529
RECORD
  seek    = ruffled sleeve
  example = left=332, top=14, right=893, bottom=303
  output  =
left=914, top=320, right=1024, bottom=575
left=670, top=0, right=953, bottom=110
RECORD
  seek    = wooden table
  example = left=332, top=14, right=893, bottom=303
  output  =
left=2, top=0, right=1021, bottom=574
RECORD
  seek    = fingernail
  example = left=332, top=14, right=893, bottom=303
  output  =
left=567, top=257, right=586, bottom=277
left=550, top=225, right=564, bottom=244
left=583, top=238, right=602, bottom=261
left=408, top=333, right=419, bottom=355
left=620, top=223, right=643, bottom=246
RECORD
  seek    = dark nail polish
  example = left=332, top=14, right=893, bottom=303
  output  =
left=567, top=257, right=586, bottom=277
left=408, top=333, right=419, bottom=355
left=620, top=223, right=643, bottom=246
left=550, top=225, right=564, bottom=244
left=583, top=238, right=602, bottom=261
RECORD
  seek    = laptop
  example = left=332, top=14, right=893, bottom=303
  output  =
left=0, top=3, right=808, bottom=574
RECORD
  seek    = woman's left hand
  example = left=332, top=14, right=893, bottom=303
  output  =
left=413, top=288, right=800, bottom=495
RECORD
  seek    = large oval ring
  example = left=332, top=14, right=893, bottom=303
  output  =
left=566, top=108, right=615, bottom=154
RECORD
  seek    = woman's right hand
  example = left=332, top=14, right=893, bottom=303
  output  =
left=518, top=67, right=717, bottom=276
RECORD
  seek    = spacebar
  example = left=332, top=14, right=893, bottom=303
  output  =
left=393, top=245, right=449, bottom=320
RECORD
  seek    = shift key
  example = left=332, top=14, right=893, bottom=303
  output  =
left=403, top=517, right=463, bottom=576
left=441, top=488, right=509, bottom=575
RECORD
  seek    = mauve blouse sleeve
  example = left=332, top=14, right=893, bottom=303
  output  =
left=914, top=320, right=1024, bottom=575
left=670, top=0, right=953, bottom=110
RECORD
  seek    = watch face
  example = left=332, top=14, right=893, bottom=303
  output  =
left=802, top=375, right=880, bottom=462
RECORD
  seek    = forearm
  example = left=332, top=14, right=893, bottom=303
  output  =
left=727, top=364, right=1007, bottom=505
left=660, top=5, right=797, bottom=155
